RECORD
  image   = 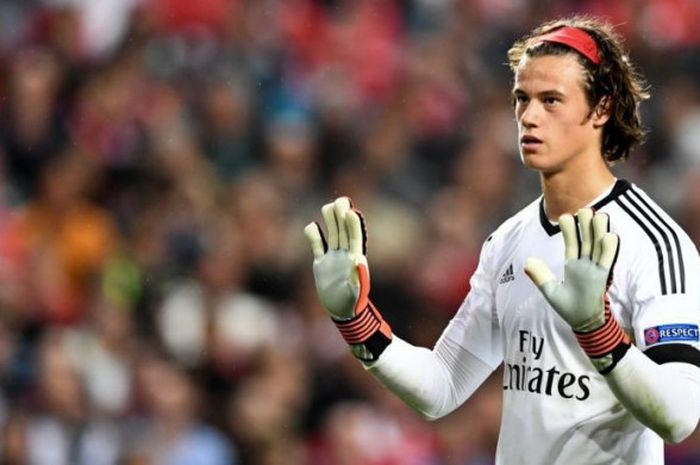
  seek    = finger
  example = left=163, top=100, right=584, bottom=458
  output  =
left=577, top=208, right=594, bottom=259
left=559, top=214, right=579, bottom=260
left=591, top=212, right=610, bottom=264
left=334, top=197, right=351, bottom=251
left=597, top=232, right=620, bottom=271
left=321, top=202, right=339, bottom=250
left=524, top=258, right=557, bottom=288
left=304, top=222, right=327, bottom=258
left=346, top=208, right=366, bottom=257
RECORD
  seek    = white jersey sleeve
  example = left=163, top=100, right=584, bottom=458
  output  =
left=630, top=243, right=700, bottom=356
left=439, top=233, right=503, bottom=369
left=614, top=186, right=700, bottom=360
left=366, top=335, right=494, bottom=419
left=605, top=346, right=700, bottom=443
left=364, top=235, right=503, bottom=419
left=601, top=184, right=700, bottom=443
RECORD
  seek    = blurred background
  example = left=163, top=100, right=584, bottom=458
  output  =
left=0, top=0, right=700, bottom=464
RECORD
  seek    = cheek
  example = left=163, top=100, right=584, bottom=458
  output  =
left=550, top=112, right=583, bottom=140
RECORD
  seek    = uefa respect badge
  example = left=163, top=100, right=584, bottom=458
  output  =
left=644, top=324, right=700, bottom=346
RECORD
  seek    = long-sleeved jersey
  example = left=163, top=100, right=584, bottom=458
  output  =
left=369, top=179, right=700, bottom=464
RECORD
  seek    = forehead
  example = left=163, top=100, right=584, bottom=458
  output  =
left=513, top=54, right=587, bottom=94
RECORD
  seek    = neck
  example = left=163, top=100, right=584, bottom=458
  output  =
left=540, top=155, right=615, bottom=220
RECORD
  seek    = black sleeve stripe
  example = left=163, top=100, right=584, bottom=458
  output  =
left=629, top=187, right=686, bottom=293
left=615, top=198, right=667, bottom=295
left=645, top=343, right=700, bottom=368
left=622, top=192, right=677, bottom=294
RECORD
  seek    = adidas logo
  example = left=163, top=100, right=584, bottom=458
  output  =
left=499, top=264, right=515, bottom=284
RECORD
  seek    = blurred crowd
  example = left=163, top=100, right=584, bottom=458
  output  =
left=1, top=0, right=700, bottom=464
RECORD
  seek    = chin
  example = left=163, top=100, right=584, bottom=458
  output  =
left=520, top=151, right=545, bottom=170
left=522, top=161, right=561, bottom=178
left=520, top=150, right=562, bottom=175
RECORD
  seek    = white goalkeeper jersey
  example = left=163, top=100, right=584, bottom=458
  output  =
left=439, top=179, right=700, bottom=465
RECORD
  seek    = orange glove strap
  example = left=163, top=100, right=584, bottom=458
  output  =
left=574, top=296, right=630, bottom=374
left=332, top=263, right=392, bottom=360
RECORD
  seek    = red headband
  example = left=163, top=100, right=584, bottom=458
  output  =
left=532, top=26, right=601, bottom=65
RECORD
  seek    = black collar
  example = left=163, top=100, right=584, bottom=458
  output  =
left=539, top=179, right=631, bottom=236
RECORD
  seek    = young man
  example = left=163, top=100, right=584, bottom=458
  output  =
left=304, top=17, right=700, bottom=464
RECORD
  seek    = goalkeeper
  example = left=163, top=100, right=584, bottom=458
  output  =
left=305, top=16, right=700, bottom=465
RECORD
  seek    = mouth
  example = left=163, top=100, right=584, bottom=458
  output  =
left=520, top=135, right=542, bottom=152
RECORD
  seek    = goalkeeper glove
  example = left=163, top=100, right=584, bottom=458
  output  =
left=524, top=208, right=630, bottom=374
left=304, top=197, right=392, bottom=362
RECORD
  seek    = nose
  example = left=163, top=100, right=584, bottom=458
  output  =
left=519, top=101, right=541, bottom=129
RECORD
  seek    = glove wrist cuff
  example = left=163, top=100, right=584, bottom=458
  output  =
left=333, top=301, right=392, bottom=362
left=574, top=305, right=630, bottom=374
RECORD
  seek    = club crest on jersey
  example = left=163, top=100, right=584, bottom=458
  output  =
left=644, top=324, right=699, bottom=346
left=499, top=264, right=515, bottom=284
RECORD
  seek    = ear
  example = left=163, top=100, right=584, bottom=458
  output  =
left=592, top=96, right=611, bottom=128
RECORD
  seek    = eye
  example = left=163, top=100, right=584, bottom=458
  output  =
left=543, top=96, right=560, bottom=105
left=514, top=95, right=529, bottom=104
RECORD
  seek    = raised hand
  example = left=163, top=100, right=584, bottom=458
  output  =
left=525, top=208, right=628, bottom=373
left=304, top=197, right=391, bottom=362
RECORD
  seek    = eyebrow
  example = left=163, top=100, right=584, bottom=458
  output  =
left=512, top=88, right=567, bottom=99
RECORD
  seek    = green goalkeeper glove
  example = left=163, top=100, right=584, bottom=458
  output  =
left=524, top=208, right=630, bottom=373
left=304, top=197, right=392, bottom=362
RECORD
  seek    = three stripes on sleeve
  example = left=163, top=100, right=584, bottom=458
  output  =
left=615, top=186, right=686, bottom=296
